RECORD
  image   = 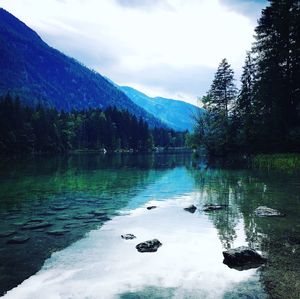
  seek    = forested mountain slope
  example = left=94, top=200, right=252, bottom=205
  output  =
left=0, top=8, right=165, bottom=128
left=121, top=86, right=202, bottom=132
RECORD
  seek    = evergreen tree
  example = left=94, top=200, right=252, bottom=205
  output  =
left=253, top=0, right=300, bottom=152
left=0, top=95, right=187, bottom=154
left=234, top=52, right=257, bottom=153
left=194, top=1, right=300, bottom=155
left=206, top=58, right=237, bottom=116
left=196, top=59, right=237, bottom=156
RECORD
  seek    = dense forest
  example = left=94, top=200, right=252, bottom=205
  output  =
left=0, top=8, right=165, bottom=128
left=0, top=94, right=187, bottom=154
left=192, top=0, right=300, bottom=156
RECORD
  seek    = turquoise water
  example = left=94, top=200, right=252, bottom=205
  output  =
left=0, top=154, right=299, bottom=298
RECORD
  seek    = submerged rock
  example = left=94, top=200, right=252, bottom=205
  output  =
left=51, top=205, right=69, bottom=211
left=22, top=221, right=52, bottom=230
left=136, top=239, right=162, bottom=253
left=97, top=215, right=111, bottom=222
left=121, top=234, right=136, bottom=240
left=47, top=229, right=69, bottom=236
left=64, top=223, right=83, bottom=229
left=38, top=211, right=56, bottom=216
left=254, top=206, right=285, bottom=217
left=184, top=205, right=197, bottom=213
left=27, top=218, right=44, bottom=223
left=203, top=204, right=228, bottom=212
left=91, top=210, right=106, bottom=216
left=147, top=206, right=157, bottom=210
left=223, top=246, right=266, bottom=270
left=0, top=230, right=16, bottom=238
left=13, top=221, right=26, bottom=226
left=287, top=235, right=300, bottom=245
left=73, top=214, right=95, bottom=220
left=56, top=215, right=70, bottom=221
left=7, top=236, right=30, bottom=244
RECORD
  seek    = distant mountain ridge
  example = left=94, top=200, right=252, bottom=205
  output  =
left=0, top=8, right=165, bottom=128
left=121, top=86, right=202, bottom=131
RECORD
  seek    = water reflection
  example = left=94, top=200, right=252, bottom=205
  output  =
left=0, top=154, right=191, bottom=295
left=190, top=169, right=243, bottom=250
left=0, top=154, right=299, bottom=298
left=189, top=166, right=300, bottom=298
left=4, top=196, right=265, bottom=299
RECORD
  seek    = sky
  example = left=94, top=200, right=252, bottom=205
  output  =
left=1, top=0, right=267, bottom=105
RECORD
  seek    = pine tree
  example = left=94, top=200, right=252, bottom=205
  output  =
left=197, top=58, right=237, bottom=156
left=234, top=52, right=257, bottom=152
left=253, top=0, right=300, bottom=152
left=207, top=58, right=237, bottom=117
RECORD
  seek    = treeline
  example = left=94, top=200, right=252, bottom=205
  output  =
left=192, top=0, right=300, bottom=156
left=0, top=94, right=187, bottom=154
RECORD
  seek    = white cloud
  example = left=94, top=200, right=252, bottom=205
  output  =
left=219, top=0, right=267, bottom=22
left=0, top=0, right=266, bottom=105
left=115, top=0, right=171, bottom=10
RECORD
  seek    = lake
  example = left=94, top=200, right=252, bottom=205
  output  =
left=0, top=153, right=299, bottom=298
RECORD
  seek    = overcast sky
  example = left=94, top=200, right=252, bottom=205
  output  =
left=1, top=0, right=267, bottom=105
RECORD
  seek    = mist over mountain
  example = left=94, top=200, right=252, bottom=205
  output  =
left=121, top=86, right=203, bottom=132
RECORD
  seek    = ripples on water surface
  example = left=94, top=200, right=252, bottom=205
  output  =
left=0, top=153, right=299, bottom=298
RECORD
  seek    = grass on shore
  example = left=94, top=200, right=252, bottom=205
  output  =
left=252, top=153, right=300, bottom=171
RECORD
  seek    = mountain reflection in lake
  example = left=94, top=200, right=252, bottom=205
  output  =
left=0, top=154, right=299, bottom=298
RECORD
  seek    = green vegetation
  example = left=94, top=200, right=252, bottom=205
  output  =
left=121, top=86, right=202, bottom=132
left=252, top=154, right=300, bottom=171
left=193, top=0, right=300, bottom=156
left=0, top=8, right=164, bottom=128
left=193, top=58, right=237, bottom=156
left=0, top=94, right=186, bottom=154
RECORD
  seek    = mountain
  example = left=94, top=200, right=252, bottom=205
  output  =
left=121, top=86, right=202, bottom=132
left=0, top=8, right=165, bottom=128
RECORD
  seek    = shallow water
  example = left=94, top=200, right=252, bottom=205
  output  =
left=0, top=153, right=299, bottom=298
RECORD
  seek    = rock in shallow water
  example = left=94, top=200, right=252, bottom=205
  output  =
left=147, top=206, right=157, bottom=210
left=51, top=205, right=69, bottom=211
left=22, top=221, right=52, bottom=230
left=223, top=246, right=266, bottom=270
left=287, top=235, right=300, bottom=245
left=203, top=204, right=227, bottom=212
left=121, top=234, right=136, bottom=240
left=254, top=206, right=285, bottom=217
left=56, top=215, right=70, bottom=221
left=136, top=239, right=162, bottom=252
left=73, top=214, right=95, bottom=220
left=7, top=236, right=30, bottom=244
left=47, top=229, right=69, bottom=236
left=27, top=218, right=44, bottom=223
left=184, top=205, right=197, bottom=213
left=91, top=210, right=106, bottom=216
left=97, top=215, right=111, bottom=221
left=39, top=211, right=56, bottom=216
left=0, top=230, right=16, bottom=238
